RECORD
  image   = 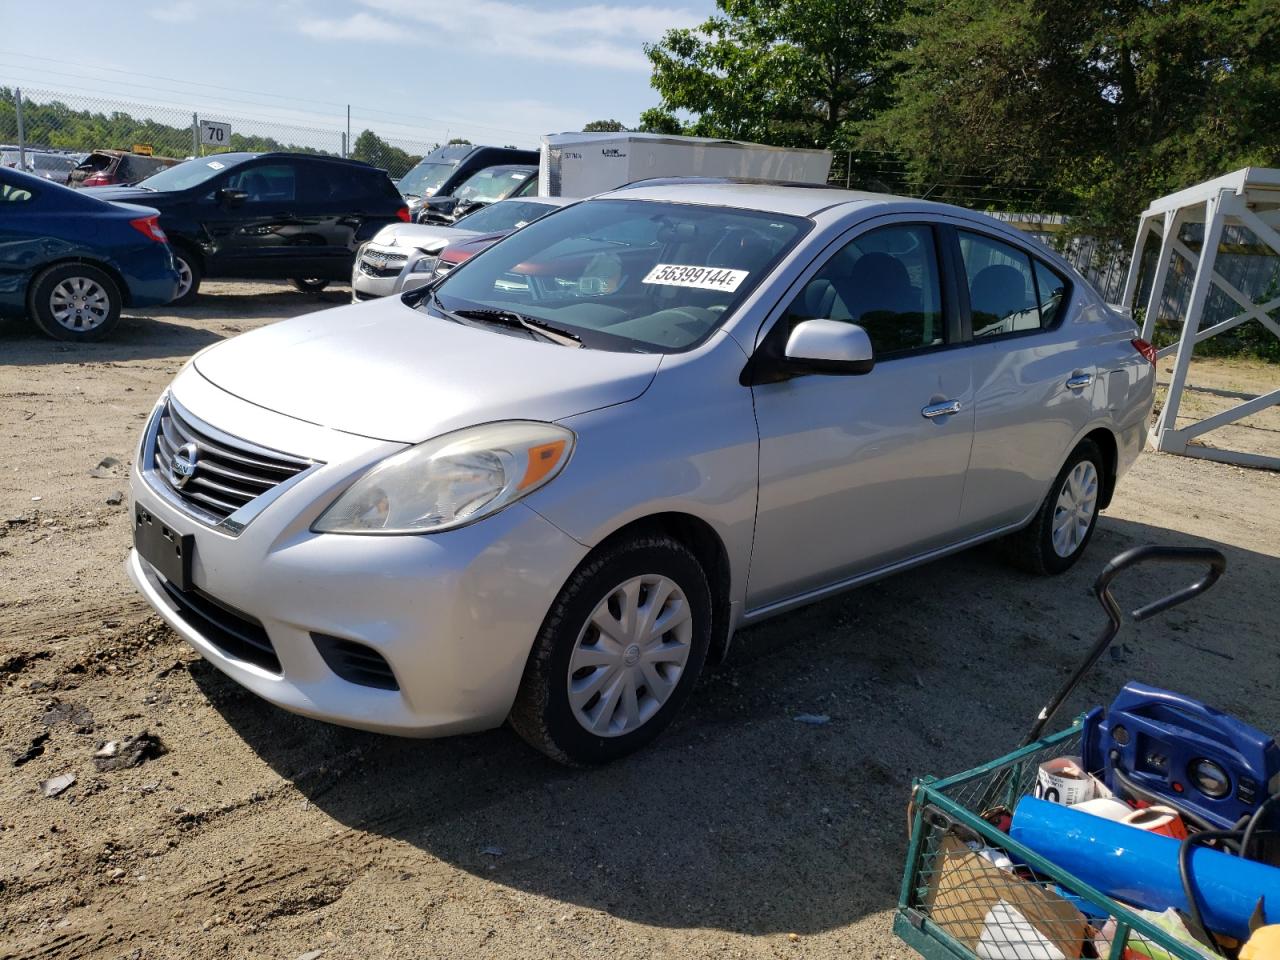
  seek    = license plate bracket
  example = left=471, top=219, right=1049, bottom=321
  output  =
left=134, top=506, right=193, bottom=592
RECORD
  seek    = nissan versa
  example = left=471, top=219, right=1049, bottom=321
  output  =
left=127, top=181, right=1155, bottom=765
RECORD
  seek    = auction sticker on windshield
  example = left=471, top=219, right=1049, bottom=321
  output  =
left=642, top=264, right=749, bottom=293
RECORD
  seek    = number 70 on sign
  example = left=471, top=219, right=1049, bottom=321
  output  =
left=200, top=121, right=231, bottom=147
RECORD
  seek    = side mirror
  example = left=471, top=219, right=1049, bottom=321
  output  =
left=216, top=187, right=248, bottom=208
left=784, top=319, right=875, bottom=375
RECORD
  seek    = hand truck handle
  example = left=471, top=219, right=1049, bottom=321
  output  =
left=1019, top=545, right=1226, bottom=747
left=1093, top=545, right=1226, bottom=625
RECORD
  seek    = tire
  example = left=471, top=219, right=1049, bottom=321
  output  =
left=28, top=262, right=122, bottom=342
left=291, top=278, right=330, bottom=293
left=1005, top=439, right=1105, bottom=575
left=171, top=249, right=202, bottom=305
left=509, top=533, right=712, bottom=765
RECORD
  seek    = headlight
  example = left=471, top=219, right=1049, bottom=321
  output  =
left=313, top=421, right=574, bottom=535
left=410, top=255, right=439, bottom=274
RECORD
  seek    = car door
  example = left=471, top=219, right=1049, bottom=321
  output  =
left=747, top=219, right=976, bottom=610
left=200, top=160, right=323, bottom=278
left=951, top=228, right=1098, bottom=532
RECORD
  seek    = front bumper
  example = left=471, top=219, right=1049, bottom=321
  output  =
left=350, top=242, right=442, bottom=302
left=128, top=371, right=588, bottom=737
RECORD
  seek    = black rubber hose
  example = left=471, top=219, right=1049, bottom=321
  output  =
left=1178, top=828, right=1243, bottom=957
left=1242, top=793, right=1280, bottom=862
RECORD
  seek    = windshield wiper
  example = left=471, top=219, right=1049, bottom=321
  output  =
left=450, top=308, right=583, bottom=348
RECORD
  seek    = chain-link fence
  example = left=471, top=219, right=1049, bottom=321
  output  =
left=1, top=85, right=441, bottom=182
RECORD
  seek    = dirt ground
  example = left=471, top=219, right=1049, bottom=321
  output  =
left=2, top=283, right=1278, bottom=960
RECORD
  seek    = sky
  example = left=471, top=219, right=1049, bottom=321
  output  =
left=1, top=0, right=716, bottom=149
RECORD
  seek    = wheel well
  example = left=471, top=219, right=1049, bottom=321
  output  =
left=594, top=513, right=734, bottom=665
left=1083, top=427, right=1119, bottom=509
left=29, top=258, right=130, bottom=308
left=169, top=238, right=203, bottom=269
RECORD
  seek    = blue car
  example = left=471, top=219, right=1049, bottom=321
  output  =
left=0, top=167, right=180, bottom=341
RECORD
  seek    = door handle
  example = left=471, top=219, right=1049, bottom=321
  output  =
left=921, top=400, right=962, bottom=419
left=1066, top=373, right=1094, bottom=389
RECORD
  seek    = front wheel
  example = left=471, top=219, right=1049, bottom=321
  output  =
left=171, top=251, right=202, bottom=305
left=1005, top=439, right=1104, bottom=575
left=28, top=263, right=122, bottom=341
left=291, top=278, right=330, bottom=293
left=509, top=534, right=712, bottom=765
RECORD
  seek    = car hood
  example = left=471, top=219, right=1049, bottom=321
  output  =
left=192, top=299, right=662, bottom=444
left=370, top=222, right=479, bottom=252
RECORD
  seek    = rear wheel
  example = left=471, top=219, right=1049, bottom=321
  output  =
left=1005, top=439, right=1104, bottom=575
left=28, top=263, right=121, bottom=342
left=509, top=534, right=711, bottom=765
left=291, top=278, right=330, bottom=293
left=171, top=250, right=202, bottom=305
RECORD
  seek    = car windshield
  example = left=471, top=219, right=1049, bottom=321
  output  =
left=136, top=155, right=248, bottom=192
left=428, top=199, right=807, bottom=353
left=453, top=199, right=562, bottom=234
left=453, top=168, right=534, bottom=204
left=398, top=161, right=455, bottom=198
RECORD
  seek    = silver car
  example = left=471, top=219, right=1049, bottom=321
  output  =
left=127, top=181, right=1155, bottom=765
left=351, top=196, right=576, bottom=301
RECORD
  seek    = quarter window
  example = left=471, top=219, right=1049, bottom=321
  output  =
left=1034, top=259, right=1068, bottom=328
left=786, top=223, right=945, bottom=358
left=959, top=231, right=1048, bottom=337
left=1, top=183, right=34, bottom=203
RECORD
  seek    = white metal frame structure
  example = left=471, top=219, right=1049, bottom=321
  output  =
left=1120, top=167, right=1280, bottom=471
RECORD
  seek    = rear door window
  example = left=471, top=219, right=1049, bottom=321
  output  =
left=959, top=231, right=1044, bottom=337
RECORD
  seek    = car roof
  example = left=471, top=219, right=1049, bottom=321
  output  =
left=599, top=178, right=953, bottom=218
left=499, top=195, right=576, bottom=206
left=472, top=164, right=537, bottom=175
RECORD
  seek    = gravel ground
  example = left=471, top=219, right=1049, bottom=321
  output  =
left=2, top=282, right=1278, bottom=960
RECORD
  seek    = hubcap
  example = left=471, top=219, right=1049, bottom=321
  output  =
left=49, top=277, right=109, bottom=331
left=175, top=258, right=193, bottom=299
left=567, top=575, right=693, bottom=738
left=1052, top=460, right=1098, bottom=557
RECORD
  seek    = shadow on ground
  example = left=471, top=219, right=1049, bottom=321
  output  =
left=192, top=516, right=1280, bottom=936
left=0, top=315, right=222, bottom=365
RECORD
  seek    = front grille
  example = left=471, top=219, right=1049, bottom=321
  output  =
left=358, top=247, right=407, bottom=278
left=313, top=634, right=399, bottom=690
left=152, top=399, right=311, bottom=522
left=158, top=576, right=281, bottom=673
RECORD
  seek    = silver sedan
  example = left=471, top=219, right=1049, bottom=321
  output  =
left=127, top=180, right=1155, bottom=765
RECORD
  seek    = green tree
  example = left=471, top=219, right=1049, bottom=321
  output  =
left=865, top=0, right=1280, bottom=239
left=447, top=137, right=472, bottom=145
left=644, top=0, right=904, bottom=149
left=583, top=119, right=627, bottom=132
left=637, top=108, right=685, bottom=135
left=350, top=129, right=422, bottom=178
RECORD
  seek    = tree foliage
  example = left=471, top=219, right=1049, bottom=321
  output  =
left=350, top=129, right=423, bottom=178
left=865, top=0, right=1280, bottom=240
left=583, top=119, right=627, bottom=132
left=644, top=0, right=904, bottom=149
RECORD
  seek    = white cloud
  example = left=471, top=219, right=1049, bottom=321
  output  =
left=298, top=11, right=411, bottom=44
left=296, top=0, right=702, bottom=71
left=150, top=1, right=199, bottom=23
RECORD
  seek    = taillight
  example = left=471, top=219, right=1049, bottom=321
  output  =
left=82, top=173, right=110, bottom=187
left=396, top=206, right=411, bottom=222
left=129, top=215, right=167, bottom=243
left=1131, top=338, right=1157, bottom=365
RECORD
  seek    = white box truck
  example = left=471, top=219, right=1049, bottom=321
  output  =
left=538, top=132, right=832, bottom=197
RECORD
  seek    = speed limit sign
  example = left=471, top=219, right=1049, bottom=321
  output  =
left=200, top=121, right=231, bottom=147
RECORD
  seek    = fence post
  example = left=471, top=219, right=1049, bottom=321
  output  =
left=15, top=88, right=26, bottom=171
left=345, top=105, right=351, bottom=158
left=191, top=113, right=199, bottom=158
left=846, top=151, right=851, bottom=189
